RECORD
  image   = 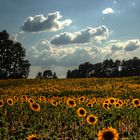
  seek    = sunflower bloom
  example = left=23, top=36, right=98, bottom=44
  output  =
left=7, top=98, right=14, bottom=106
left=79, top=96, right=86, bottom=103
left=103, top=103, right=108, bottom=109
left=109, top=98, right=115, bottom=104
left=26, top=134, right=39, bottom=140
left=115, top=103, right=121, bottom=109
left=13, top=96, right=19, bottom=102
left=98, top=127, right=119, bottom=140
left=28, top=98, right=34, bottom=104
left=132, top=98, right=140, bottom=107
left=30, top=102, right=41, bottom=112
left=66, top=98, right=76, bottom=107
left=86, top=114, right=97, bottom=125
left=77, top=107, right=87, bottom=117
left=51, top=100, right=58, bottom=107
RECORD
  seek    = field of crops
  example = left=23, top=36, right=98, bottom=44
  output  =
left=0, top=77, right=140, bottom=140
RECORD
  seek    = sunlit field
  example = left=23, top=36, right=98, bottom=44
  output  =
left=0, top=77, right=140, bottom=140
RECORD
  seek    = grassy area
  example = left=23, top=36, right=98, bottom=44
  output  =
left=0, top=77, right=140, bottom=139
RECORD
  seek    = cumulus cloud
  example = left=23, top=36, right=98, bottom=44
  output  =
left=21, top=11, right=72, bottom=32
left=50, top=25, right=109, bottom=45
left=103, top=39, right=140, bottom=60
left=27, top=40, right=103, bottom=67
left=109, top=39, right=140, bottom=52
left=124, top=40, right=140, bottom=52
left=102, top=8, right=114, bottom=14
left=27, top=38, right=140, bottom=78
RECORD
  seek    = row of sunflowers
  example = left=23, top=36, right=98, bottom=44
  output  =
left=0, top=77, right=140, bottom=139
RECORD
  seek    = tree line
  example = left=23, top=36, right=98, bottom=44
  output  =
left=36, top=70, right=58, bottom=79
left=1, top=30, right=140, bottom=79
left=66, top=57, right=140, bottom=78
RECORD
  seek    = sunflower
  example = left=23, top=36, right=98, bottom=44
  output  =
left=117, top=100, right=123, bottom=105
left=77, top=107, right=87, bottom=117
left=132, top=98, right=140, bottom=107
left=30, top=102, right=41, bottom=112
left=86, top=114, right=97, bottom=125
left=7, top=98, right=14, bottom=106
left=21, top=95, right=28, bottom=102
left=123, top=102, right=128, bottom=106
left=98, top=127, right=119, bottom=140
left=78, top=96, right=86, bottom=103
left=115, top=103, right=121, bottom=109
left=108, top=104, right=112, bottom=109
left=39, top=96, right=46, bottom=102
left=103, top=103, right=108, bottom=109
left=87, top=102, right=93, bottom=107
left=58, top=100, right=63, bottom=105
left=53, top=94, right=58, bottom=98
left=26, top=134, right=39, bottom=140
left=104, top=99, right=109, bottom=104
left=51, top=100, right=58, bottom=107
left=0, top=100, right=4, bottom=107
left=13, top=96, right=19, bottom=102
left=66, top=98, right=76, bottom=107
left=22, top=95, right=28, bottom=100
left=109, top=98, right=115, bottom=104
left=28, top=98, right=34, bottom=104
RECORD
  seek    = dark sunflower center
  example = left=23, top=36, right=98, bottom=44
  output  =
left=80, top=109, right=85, bottom=115
left=103, top=131, right=114, bottom=140
left=0, top=102, right=2, bottom=105
left=124, top=103, right=127, bottom=106
left=110, top=99, right=114, bottom=103
left=88, top=104, right=92, bottom=107
left=53, top=102, right=56, bottom=105
left=134, top=100, right=139, bottom=105
left=69, top=101, right=74, bottom=105
left=31, top=137, right=38, bottom=140
left=118, top=101, right=122, bottom=104
left=30, top=100, right=33, bottom=103
left=109, top=104, right=111, bottom=108
left=104, top=104, right=108, bottom=108
left=89, top=117, right=95, bottom=122
left=32, top=104, right=38, bottom=109
left=8, top=100, right=12, bottom=104
left=116, top=104, right=119, bottom=107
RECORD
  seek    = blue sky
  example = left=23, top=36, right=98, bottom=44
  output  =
left=0, top=0, right=140, bottom=78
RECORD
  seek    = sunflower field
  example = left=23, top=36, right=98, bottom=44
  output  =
left=0, top=77, right=140, bottom=140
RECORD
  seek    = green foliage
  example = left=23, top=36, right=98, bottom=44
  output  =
left=0, top=30, right=31, bottom=79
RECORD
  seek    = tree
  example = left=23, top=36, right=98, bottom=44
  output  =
left=53, top=72, right=58, bottom=79
left=66, top=57, right=140, bottom=78
left=36, top=72, right=43, bottom=79
left=66, top=70, right=71, bottom=78
left=36, top=70, right=58, bottom=79
left=43, top=70, right=53, bottom=79
left=0, top=30, right=31, bottom=79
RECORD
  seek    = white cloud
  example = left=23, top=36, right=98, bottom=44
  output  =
left=105, top=39, right=140, bottom=54
left=102, top=8, right=114, bottom=14
left=27, top=40, right=103, bottom=67
left=26, top=27, right=140, bottom=78
left=50, top=25, right=109, bottom=45
left=21, top=11, right=72, bottom=33
left=124, top=39, right=140, bottom=52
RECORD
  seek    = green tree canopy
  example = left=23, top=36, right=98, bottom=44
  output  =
left=0, top=30, right=31, bottom=79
